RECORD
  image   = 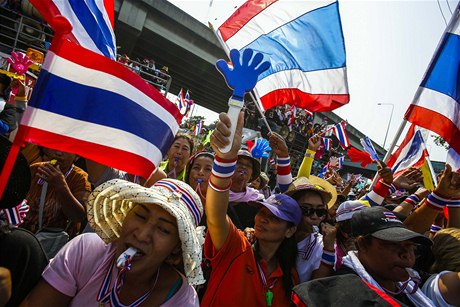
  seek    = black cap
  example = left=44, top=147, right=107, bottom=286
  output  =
left=350, top=207, right=432, bottom=246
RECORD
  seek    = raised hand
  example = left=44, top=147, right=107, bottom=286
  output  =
left=211, top=111, right=244, bottom=160
left=435, top=164, right=460, bottom=198
left=268, top=132, right=289, bottom=158
left=308, top=135, right=321, bottom=151
left=7, top=52, right=33, bottom=75
left=393, top=167, right=423, bottom=190
left=377, top=161, right=393, bottom=185
left=216, top=48, right=270, bottom=99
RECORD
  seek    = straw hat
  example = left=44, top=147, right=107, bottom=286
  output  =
left=87, top=178, right=205, bottom=285
left=285, top=176, right=337, bottom=209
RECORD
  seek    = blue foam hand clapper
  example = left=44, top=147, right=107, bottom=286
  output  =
left=250, top=138, right=272, bottom=158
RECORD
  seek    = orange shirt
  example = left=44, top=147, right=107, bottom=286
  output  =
left=202, top=219, right=297, bottom=306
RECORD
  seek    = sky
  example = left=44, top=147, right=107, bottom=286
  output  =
left=167, top=0, right=458, bottom=162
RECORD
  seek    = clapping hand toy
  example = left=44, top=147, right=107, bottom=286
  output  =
left=247, top=137, right=272, bottom=158
left=7, top=52, right=33, bottom=76
left=216, top=48, right=270, bottom=153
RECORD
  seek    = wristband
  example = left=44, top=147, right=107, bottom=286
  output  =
left=208, top=177, right=232, bottom=193
left=212, top=156, right=237, bottom=179
left=426, top=191, right=450, bottom=210
left=321, top=249, right=336, bottom=266
left=430, top=224, right=442, bottom=233
left=304, top=153, right=314, bottom=158
left=405, top=195, right=420, bottom=208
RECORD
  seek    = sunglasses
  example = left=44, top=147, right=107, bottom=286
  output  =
left=300, top=206, right=328, bottom=217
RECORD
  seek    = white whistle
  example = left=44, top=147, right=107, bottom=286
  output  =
left=116, top=247, right=137, bottom=269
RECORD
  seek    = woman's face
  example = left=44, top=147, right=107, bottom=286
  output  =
left=254, top=207, right=295, bottom=242
left=249, top=177, right=261, bottom=190
left=297, top=191, right=327, bottom=227
left=167, top=137, right=192, bottom=172
left=231, top=156, right=254, bottom=192
left=189, top=156, right=213, bottom=197
left=41, top=147, right=76, bottom=172
left=117, top=204, right=181, bottom=276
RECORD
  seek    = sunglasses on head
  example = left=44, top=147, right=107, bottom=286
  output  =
left=300, top=206, right=328, bottom=217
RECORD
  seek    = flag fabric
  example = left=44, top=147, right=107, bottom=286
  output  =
left=19, top=38, right=182, bottom=179
left=213, top=0, right=349, bottom=112
left=446, top=147, right=460, bottom=172
left=322, top=137, right=331, bottom=151
left=184, top=90, right=194, bottom=106
left=386, top=124, right=429, bottom=175
left=176, top=88, right=184, bottom=109
left=404, top=3, right=460, bottom=154
left=194, top=120, right=203, bottom=136
left=30, top=0, right=116, bottom=59
left=420, top=160, right=435, bottom=191
left=332, top=121, right=350, bottom=149
left=318, top=165, right=328, bottom=178
left=347, top=146, right=373, bottom=168
left=328, top=156, right=344, bottom=169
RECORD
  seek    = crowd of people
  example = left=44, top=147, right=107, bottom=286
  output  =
left=0, top=52, right=460, bottom=307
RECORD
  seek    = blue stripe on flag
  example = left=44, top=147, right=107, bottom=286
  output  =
left=29, top=70, right=175, bottom=150
left=392, top=131, right=424, bottom=172
left=421, top=32, right=460, bottom=104
left=69, top=0, right=115, bottom=59
left=245, top=2, right=346, bottom=81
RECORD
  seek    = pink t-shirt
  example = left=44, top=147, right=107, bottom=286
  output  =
left=42, top=233, right=199, bottom=306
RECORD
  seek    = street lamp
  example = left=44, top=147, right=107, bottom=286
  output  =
left=377, top=103, right=394, bottom=149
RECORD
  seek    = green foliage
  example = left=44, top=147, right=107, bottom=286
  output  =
left=432, top=135, right=449, bottom=149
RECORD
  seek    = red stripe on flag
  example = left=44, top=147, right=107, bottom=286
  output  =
left=23, top=127, right=156, bottom=179
left=405, top=104, right=460, bottom=154
left=218, top=0, right=278, bottom=42
left=104, top=0, right=114, bottom=28
left=48, top=40, right=182, bottom=122
left=260, top=89, right=349, bottom=112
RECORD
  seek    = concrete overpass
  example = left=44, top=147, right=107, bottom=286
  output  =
left=114, top=0, right=231, bottom=112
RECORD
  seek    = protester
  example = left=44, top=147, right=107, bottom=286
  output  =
left=202, top=112, right=300, bottom=306
left=0, top=74, right=17, bottom=137
left=159, top=133, right=194, bottom=181
left=21, top=178, right=204, bottom=306
left=185, top=151, right=214, bottom=205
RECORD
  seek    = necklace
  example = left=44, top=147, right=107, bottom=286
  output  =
left=257, top=262, right=278, bottom=306
left=97, top=260, right=161, bottom=307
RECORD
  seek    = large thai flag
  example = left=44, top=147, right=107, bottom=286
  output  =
left=30, top=0, right=116, bottom=59
left=386, top=124, right=428, bottom=175
left=18, top=39, right=182, bottom=179
left=213, top=0, right=349, bottom=113
left=404, top=3, right=460, bottom=154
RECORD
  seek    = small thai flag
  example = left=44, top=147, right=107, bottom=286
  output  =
left=332, top=121, right=350, bottom=149
left=318, top=165, right=328, bottom=178
left=322, top=137, right=331, bottom=151
left=383, top=212, right=398, bottom=220
left=176, top=88, right=184, bottom=110
left=194, top=120, right=203, bottom=136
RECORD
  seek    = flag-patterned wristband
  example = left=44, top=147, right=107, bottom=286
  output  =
left=405, top=195, right=420, bottom=208
left=321, top=249, right=336, bottom=267
left=430, top=224, right=442, bottom=233
left=208, top=177, right=232, bottom=193
left=426, top=192, right=450, bottom=210
left=212, top=156, right=237, bottom=179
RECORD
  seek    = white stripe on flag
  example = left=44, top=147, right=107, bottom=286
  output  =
left=224, top=1, right=336, bottom=50
left=255, top=67, right=348, bottom=98
left=43, top=51, right=179, bottom=132
left=22, top=107, right=164, bottom=163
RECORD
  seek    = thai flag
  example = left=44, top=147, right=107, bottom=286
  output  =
left=30, top=0, right=116, bottom=59
left=322, top=137, right=331, bottom=151
left=18, top=38, right=182, bottom=179
left=318, top=165, right=328, bottom=178
left=184, top=90, right=194, bottom=106
left=404, top=3, right=460, bottom=154
left=446, top=147, right=460, bottom=172
left=194, top=120, right=203, bottom=136
left=383, top=211, right=399, bottom=221
left=328, top=156, right=344, bottom=169
left=213, top=0, right=349, bottom=112
left=332, top=121, right=350, bottom=149
left=176, top=88, right=185, bottom=109
left=386, top=124, right=429, bottom=176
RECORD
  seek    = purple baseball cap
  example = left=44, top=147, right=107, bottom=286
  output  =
left=250, top=194, right=302, bottom=226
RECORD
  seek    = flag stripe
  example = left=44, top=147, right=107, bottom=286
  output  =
left=30, top=71, right=175, bottom=145
left=22, top=107, right=164, bottom=163
left=22, top=126, right=156, bottom=178
left=43, top=47, right=181, bottom=123
left=421, top=32, right=460, bottom=103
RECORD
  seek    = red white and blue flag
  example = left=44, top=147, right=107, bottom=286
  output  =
left=386, top=124, right=428, bottom=175
left=322, top=137, right=331, bottom=151
left=19, top=39, right=182, bottom=179
left=328, top=156, right=344, bottom=169
left=184, top=90, right=194, bottom=106
left=404, top=3, right=460, bottom=154
left=30, top=0, right=116, bottom=59
left=194, top=120, right=203, bottom=136
left=446, top=147, right=460, bottom=172
left=213, top=0, right=349, bottom=113
left=176, top=88, right=185, bottom=109
left=332, top=121, right=350, bottom=149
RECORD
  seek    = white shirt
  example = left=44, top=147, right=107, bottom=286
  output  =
left=296, top=232, right=323, bottom=283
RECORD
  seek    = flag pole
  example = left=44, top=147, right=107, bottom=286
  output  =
left=208, top=22, right=273, bottom=134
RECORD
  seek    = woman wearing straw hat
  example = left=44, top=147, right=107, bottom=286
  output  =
left=21, top=178, right=205, bottom=306
left=201, top=112, right=301, bottom=306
